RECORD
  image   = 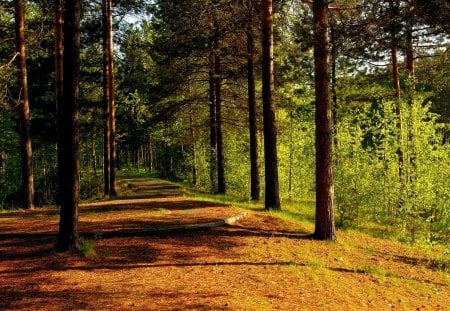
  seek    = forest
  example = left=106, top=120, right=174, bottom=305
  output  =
left=0, top=0, right=449, bottom=309
left=0, top=0, right=450, bottom=242
left=1, top=0, right=448, bottom=243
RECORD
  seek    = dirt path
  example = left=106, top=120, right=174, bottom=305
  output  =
left=0, top=178, right=449, bottom=310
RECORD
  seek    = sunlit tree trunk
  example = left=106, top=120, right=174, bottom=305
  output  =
left=208, top=49, right=217, bottom=194
left=215, top=52, right=225, bottom=194
left=56, top=0, right=81, bottom=251
left=106, top=0, right=116, bottom=196
left=102, top=0, right=116, bottom=196
left=313, top=0, right=336, bottom=241
left=330, top=20, right=338, bottom=151
left=189, top=106, right=197, bottom=185
left=102, top=0, right=110, bottom=196
left=14, top=0, right=34, bottom=210
left=261, top=0, right=280, bottom=210
left=405, top=5, right=416, bottom=197
left=389, top=0, right=404, bottom=185
left=246, top=0, right=260, bottom=201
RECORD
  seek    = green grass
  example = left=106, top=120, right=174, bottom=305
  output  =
left=79, top=238, right=96, bottom=258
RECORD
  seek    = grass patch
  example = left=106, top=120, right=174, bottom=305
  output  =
left=79, top=238, right=96, bottom=258
left=183, top=187, right=316, bottom=225
left=116, top=169, right=159, bottom=179
left=149, top=208, right=168, bottom=217
left=358, top=264, right=395, bottom=279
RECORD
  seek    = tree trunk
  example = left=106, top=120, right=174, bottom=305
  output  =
left=246, top=2, right=260, bottom=201
left=208, top=50, right=217, bottom=194
left=103, top=0, right=116, bottom=196
left=14, top=0, right=34, bottom=210
left=261, top=0, right=280, bottom=210
left=92, top=142, right=97, bottom=175
left=56, top=0, right=81, bottom=251
left=330, top=20, right=338, bottom=151
left=215, top=53, right=225, bottom=194
left=106, top=0, right=116, bottom=196
left=405, top=9, right=416, bottom=197
left=391, top=47, right=404, bottom=180
left=149, top=136, right=154, bottom=172
left=189, top=106, right=197, bottom=185
left=54, top=0, right=63, bottom=205
left=288, top=109, right=293, bottom=200
left=102, top=0, right=110, bottom=197
left=389, top=0, right=404, bottom=185
left=313, top=0, right=336, bottom=241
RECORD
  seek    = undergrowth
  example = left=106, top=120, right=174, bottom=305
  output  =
left=79, top=238, right=96, bottom=258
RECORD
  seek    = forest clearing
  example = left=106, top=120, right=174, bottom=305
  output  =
left=0, top=178, right=449, bottom=310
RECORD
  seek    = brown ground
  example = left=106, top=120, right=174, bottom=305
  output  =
left=0, top=178, right=448, bottom=310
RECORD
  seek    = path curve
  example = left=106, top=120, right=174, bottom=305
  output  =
left=80, top=177, right=247, bottom=235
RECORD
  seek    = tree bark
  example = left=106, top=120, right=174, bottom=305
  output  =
left=247, top=2, right=260, bottom=201
left=102, top=0, right=116, bottom=196
left=208, top=50, right=217, bottom=194
left=330, top=20, right=338, bottom=150
left=389, top=0, right=404, bottom=184
left=102, top=0, right=110, bottom=196
left=56, top=0, right=81, bottom=251
left=313, top=0, right=336, bottom=241
left=106, top=0, right=116, bottom=196
left=261, top=0, right=280, bottom=210
left=54, top=0, right=63, bottom=205
left=189, top=105, right=197, bottom=185
left=215, top=53, right=225, bottom=194
left=405, top=7, right=416, bottom=195
left=14, top=0, right=34, bottom=210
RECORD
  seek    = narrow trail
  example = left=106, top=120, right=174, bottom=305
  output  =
left=80, top=177, right=247, bottom=236
left=0, top=177, right=246, bottom=237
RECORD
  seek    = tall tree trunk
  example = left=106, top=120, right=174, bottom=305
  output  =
left=92, top=142, right=97, bottom=175
left=313, top=0, right=336, bottom=241
left=389, top=0, right=404, bottom=185
left=14, top=0, right=34, bottom=210
left=288, top=109, right=293, bottom=200
left=215, top=53, right=225, bottom=194
left=330, top=20, right=338, bottom=150
left=189, top=105, right=197, bottom=185
left=102, top=0, right=110, bottom=196
left=103, top=0, right=116, bottom=196
left=148, top=136, right=154, bottom=172
left=208, top=50, right=217, bottom=194
left=261, top=0, right=280, bottom=210
left=106, top=0, right=116, bottom=196
left=56, top=0, right=81, bottom=251
left=54, top=0, right=63, bottom=205
left=405, top=8, right=416, bottom=197
left=246, top=2, right=260, bottom=201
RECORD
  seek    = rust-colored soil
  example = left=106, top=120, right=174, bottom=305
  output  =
left=0, top=178, right=448, bottom=310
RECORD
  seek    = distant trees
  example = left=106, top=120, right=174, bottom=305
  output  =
left=0, top=0, right=448, bottom=245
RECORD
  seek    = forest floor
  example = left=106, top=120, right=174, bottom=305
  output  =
left=0, top=177, right=449, bottom=310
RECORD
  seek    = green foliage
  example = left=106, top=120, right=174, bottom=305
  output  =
left=80, top=172, right=103, bottom=200
left=334, top=98, right=449, bottom=244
